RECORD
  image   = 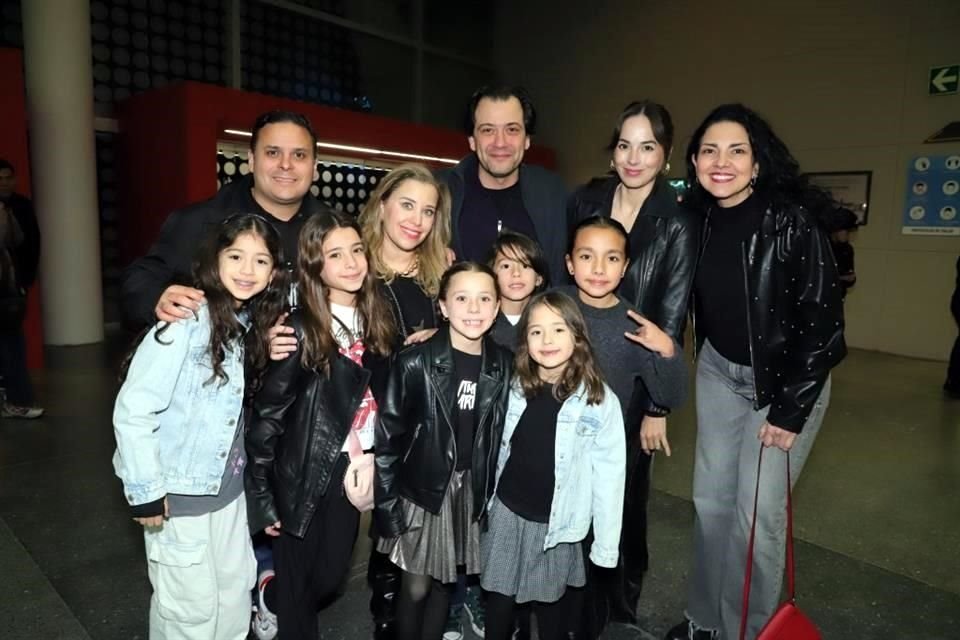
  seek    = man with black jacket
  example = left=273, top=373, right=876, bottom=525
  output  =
left=120, top=110, right=323, bottom=328
left=0, top=160, right=43, bottom=418
left=439, top=86, right=568, bottom=286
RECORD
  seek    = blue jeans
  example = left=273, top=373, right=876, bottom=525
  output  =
left=685, top=340, right=830, bottom=639
left=0, top=329, right=34, bottom=405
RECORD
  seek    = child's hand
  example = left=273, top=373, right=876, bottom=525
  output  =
left=639, top=415, right=671, bottom=456
left=269, top=313, right=297, bottom=360
left=264, top=521, right=282, bottom=537
left=134, top=497, right=169, bottom=528
left=624, top=310, right=675, bottom=358
left=404, top=328, right=438, bottom=345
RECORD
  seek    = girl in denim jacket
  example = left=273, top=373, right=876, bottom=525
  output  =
left=113, top=214, right=285, bottom=640
left=480, top=290, right=626, bottom=640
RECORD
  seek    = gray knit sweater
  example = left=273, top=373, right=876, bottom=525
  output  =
left=559, top=287, right=688, bottom=415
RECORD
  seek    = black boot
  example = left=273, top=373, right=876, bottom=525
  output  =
left=368, top=549, right=400, bottom=640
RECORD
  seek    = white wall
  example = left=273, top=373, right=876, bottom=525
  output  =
left=494, top=0, right=960, bottom=360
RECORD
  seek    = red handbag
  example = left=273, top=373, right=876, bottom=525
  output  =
left=738, top=450, right=820, bottom=640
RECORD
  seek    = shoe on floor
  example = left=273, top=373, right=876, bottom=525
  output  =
left=464, top=584, right=485, bottom=637
left=443, top=604, right=464, bottom=640
left=251, top=570, right=278, bottom=640
left=664, top=619, right=718, bottom=640
left=1, top=403, right=43, bottom=419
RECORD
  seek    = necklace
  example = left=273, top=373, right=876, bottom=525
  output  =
left=398, top=254, right=419, bottom=277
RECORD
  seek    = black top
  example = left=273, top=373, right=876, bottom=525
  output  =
left=490, top=311, right=521, bottom=351
left=831, top=241, right=855, bottom=297
left=695, top=193, right=765, bottom=366
left=458, top=168, right=538, bottom=263
left=496, top=385, right=563, bottom=523
left=452, top=348, right=481, bottom=471
left=383, top=275, right=437, bottom=338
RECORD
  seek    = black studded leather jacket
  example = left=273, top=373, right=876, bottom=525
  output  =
left=694, top=200, right=847, bottom=432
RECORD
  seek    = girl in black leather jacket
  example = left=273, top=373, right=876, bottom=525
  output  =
left=665, top=104, right=846, bottom=640
left=375, top=262, right=513, bottom=640
left=245, top=210, right=395, bottom=640
left=567, top=101, right=698, bottom=629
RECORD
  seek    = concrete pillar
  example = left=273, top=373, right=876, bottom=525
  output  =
left=21, top=0, right=104, bottom=344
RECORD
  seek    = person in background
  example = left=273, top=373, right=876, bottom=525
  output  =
left=828, top=207, right=858, bottom=301
left=944, top=255, right=960, bottom=399
left=0, top=160, right=43, bottom=418
left=440, top=85, right=568, bottom=287
left=665, top=104, right=846, bottom=640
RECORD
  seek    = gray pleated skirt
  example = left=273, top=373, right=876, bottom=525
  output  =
left=479, top=496, right=586, bottom=604
left=376, top=469, right=480, bottom=583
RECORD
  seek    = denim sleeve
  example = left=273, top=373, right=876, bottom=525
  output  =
left=112, top=318, right=196, bottom=506
left=589, top=389, right=626, bottom=568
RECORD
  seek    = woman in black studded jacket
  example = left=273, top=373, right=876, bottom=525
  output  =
left=665, top=104, right=846, bottom=640
left=567, top=100, right=699, bottom=631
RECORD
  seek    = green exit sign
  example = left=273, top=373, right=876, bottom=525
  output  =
left=929, top=65, right=959, bottom=95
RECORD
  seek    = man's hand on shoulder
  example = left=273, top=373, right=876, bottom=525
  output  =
left=155, top=285, right=205, bottom=323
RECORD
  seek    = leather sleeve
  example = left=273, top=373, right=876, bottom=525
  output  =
left=374, top=352, right=413, bottom=538
left=244, top=318, right=304, bottom=534
left=120, top=205, right=203, bottom=330
left=767, top=218, right=847, bottom=432
left=658, top=214, right=700, bottom=343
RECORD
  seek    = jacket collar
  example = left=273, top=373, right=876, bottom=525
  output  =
left=581, top=174, right=681, bottom=220
left=428, top=327, right=505, bottom=380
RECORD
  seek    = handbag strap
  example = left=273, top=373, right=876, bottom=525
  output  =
left=738, top=448, right=796, bottom=640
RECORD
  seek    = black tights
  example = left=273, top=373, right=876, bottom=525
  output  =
left=396, top=571, right=450, bottom=640
left=485, top=589, right=575, bottom=640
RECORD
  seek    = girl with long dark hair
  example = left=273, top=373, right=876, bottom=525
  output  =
left=245, top=208, right=395, bottom=640
left=113, top=213, right=285, bottom=639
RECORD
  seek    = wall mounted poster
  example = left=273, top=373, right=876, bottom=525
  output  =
left=806, top=171, right=871, bottom=225
left=902, top=154, right=960, bottom=235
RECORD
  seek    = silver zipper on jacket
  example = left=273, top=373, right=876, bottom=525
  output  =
left=740, top=237, right=761, bottom=409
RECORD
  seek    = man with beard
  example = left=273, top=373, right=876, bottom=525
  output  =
left=441, top=86, right=568, bottom=286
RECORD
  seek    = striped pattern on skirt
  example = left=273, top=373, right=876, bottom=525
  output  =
left=376, top=469, right=480, bottom=583
left=479, top=495, right=585, bottom=604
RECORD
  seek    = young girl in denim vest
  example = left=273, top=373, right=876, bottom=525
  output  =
left=113, top=213, right=284, bottom=640
left=246, top=209, right=395, bottom=640
left=479, top=290, right=625, bottom=640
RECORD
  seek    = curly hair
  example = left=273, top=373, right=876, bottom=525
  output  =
left=684, top=103, right=834, bottom=221
left=513, top=291, right=605, bottom=405
left=297, top=207, right=395, bottom=372
left=358, top=163, right=451, bottom=298
left=119, top=214, right=287, bottom=399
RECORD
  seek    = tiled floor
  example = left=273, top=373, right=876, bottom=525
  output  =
left=2, top=340, right=958, bottom=639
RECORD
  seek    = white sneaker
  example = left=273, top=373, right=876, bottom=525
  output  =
left=251, top=570, right=278, bottom=640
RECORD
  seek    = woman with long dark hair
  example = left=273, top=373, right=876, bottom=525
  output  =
left=665, top=104, right=846, bottom=640
left=567, top=101, right=698, bottom=627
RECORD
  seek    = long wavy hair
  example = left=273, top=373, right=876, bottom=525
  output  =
left=358, top=163, right=451, bottom=298
left=297, top=208, right=395, bottom=371
left=684, top=103, right=834, bottom=223
left=514, top=291, right=606, bottom=405
left=119, top=214, right=287, bottom=398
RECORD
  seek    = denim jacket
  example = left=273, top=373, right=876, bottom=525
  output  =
left=491, top=381, right=626, bottom=568
left=113, top=303, right=247, bottom=506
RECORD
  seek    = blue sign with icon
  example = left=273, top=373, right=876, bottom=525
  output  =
left=902, top=154, right=960, bottom=235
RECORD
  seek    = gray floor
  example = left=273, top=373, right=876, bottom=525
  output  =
left=2, top=341, right=959, bottom=639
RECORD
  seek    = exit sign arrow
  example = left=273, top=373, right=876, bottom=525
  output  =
left=929, top=65, right=959, bottom=95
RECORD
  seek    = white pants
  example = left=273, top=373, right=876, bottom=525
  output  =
left=144, top=494, right=257, bottom=640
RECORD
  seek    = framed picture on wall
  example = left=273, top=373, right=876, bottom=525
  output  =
left=805, top=171, right=872, bottom=225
